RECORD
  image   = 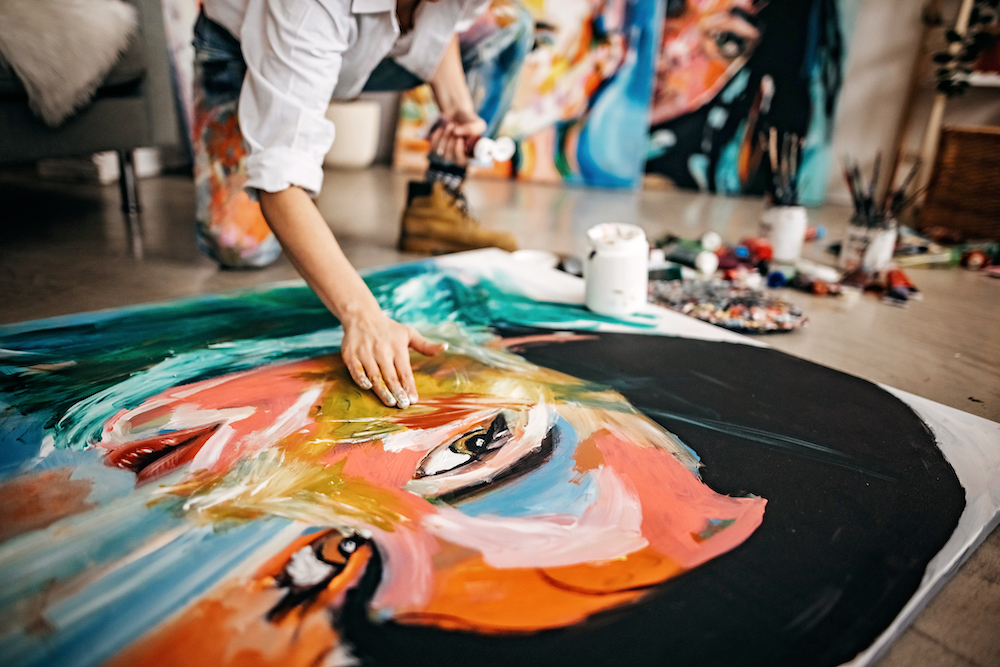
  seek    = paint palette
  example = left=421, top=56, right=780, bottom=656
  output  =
left=649, top=279, right=807, bottom=333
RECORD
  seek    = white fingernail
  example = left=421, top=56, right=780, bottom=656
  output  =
left=395, top=392, right=410, bottom=410
left=359, top=378, right=372, bottom=390
left=381, top=391, right=396, bottom=406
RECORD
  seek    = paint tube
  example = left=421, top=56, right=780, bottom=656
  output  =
left=428, top=118, right=516, bottom=164
left=661, top=241, right=718, bottom=276
left=794, top=258, right=842, bottom=284
left=471, top=136, right=516, bottom=163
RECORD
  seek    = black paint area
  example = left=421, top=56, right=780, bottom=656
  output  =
left=339, top=331, right=965, bottom=667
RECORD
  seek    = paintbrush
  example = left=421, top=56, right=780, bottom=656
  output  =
left=894, top=158, right=922, bottom=199
left=768, top=127, right=779, bottom=176
left=762, top=129, right=804, bottom=206
left=781, top=132, right=791, bottom=194
left=789, top=135, right=800, bottom=185
left=851, top=162, right=866, bottom=223
left=894, top=184, right=927, bottom=220
left=842, top=156, right=863, bottom=218
left=884, top=158, right=922, bottom=220
left=842, top=163, right=860, bottom=216
left=869, top=152, right=881, bottom=221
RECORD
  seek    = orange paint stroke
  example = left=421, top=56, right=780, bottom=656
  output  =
left=0, top=468, right=94, bottom=543
left=395, top=552, right=642, bottom=633
left=108, top=533, right=372, bottom=667
left=594, top=429, right=766, bottom=568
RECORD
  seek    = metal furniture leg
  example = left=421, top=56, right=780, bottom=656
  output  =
left=117, top=149, right=144, bottom=260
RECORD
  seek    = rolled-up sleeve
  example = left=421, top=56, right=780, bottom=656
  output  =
left=393, top=0, right=490, bottom=81
left=238, top=0, right=351, bottom=198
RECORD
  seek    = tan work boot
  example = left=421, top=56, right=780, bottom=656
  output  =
left=399, top=181, right=518, bottom=255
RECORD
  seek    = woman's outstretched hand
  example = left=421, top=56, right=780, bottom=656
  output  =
left=258, top=186, right=446, bottom=410
left=340, top=307, right=447, bottom=408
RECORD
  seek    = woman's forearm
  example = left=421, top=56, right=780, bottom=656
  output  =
left=258, top=186, right=446, bottom=410
left=429, top=34, right=476, bottom=117
left=258, top=187, right=380, bottom=322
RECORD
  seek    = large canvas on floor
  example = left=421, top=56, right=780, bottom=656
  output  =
left=644, top=0, right=859, bottom=204
left=1, top=250, right=998, bottom=667
left=393, top=0, right=661, bottom=188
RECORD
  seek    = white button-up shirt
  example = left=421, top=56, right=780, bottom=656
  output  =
left=205, top=0, right=488, bottom=197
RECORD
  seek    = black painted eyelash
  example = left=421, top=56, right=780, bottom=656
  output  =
left=413, top=413, right=513, bottom=479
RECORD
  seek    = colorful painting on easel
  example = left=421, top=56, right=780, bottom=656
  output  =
left=394, top=0, right=661, bottom=188
left=0, top=251, right=994, bottom=666
left=645, top=0, right=859, bottom=204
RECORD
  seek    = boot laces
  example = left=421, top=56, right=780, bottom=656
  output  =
left=443, top=181, right=472, bottom=219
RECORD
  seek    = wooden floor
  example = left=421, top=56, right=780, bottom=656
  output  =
left=1, top=165, right=998, bottom=666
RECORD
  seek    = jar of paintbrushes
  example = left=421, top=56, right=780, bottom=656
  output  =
left=839, top=153, right=922, bottom=273
left=758, top=128, right=807, bottom=265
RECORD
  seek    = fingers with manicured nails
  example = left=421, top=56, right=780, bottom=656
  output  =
left=395, top=349, right=418, bottom=404
left=376, top=352, right=408, bottom=409
left=347, top=355, right=372, bottom=390
left=361, top=354, right=395, bottom=407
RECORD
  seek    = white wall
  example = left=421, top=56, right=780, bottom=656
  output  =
left=826, top=0, right=926, bottom=205
left=827, top=0, right=1000, bottom=205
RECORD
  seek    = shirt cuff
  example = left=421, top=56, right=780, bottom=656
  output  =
left=245, top=147, right=325, bottom=199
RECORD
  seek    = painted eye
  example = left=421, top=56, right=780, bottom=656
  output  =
left=414, top=413, right=512, bottom=478
left=715, top=31, right=749, bottom=59
left=285, top=546, right=334, bottom=587
left=267, top=532, right=368, bottom=623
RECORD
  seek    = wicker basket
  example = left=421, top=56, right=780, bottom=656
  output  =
left=919, top=125, right=1000, bottom=239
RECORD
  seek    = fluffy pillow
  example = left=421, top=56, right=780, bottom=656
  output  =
left=0, top=0, right=138, bottom=127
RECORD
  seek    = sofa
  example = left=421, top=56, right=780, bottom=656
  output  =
left=0, top=0, right=183, bottom=258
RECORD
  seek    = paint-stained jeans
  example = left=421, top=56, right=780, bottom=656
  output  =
left=192, top=3, right=533, bottom=268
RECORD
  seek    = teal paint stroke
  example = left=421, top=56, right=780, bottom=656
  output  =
left=0, top=256, right=768, bottom=667
left=0, top=259, right=655, bottom=462
left=0, top=257, right=675, bottom=667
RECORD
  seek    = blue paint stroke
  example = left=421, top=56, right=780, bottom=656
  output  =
left=0, top=519, right=293, bottom=667
left=456, top=417, right=598, bottom=518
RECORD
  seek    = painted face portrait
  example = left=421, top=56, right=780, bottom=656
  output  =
left=93, top=331, right=765, bottom=665
left=650, top=0, right=761, bottom=126
left=0, top=261, right=974, bottom=667
left=502, top=0, right=628, bottom=139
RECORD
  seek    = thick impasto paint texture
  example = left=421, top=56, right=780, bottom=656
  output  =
left=0, top=262, right=764, bottom=667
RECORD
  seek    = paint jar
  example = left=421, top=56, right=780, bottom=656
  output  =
left=584, top=223, right=649, bottom=317
left=759, top=206, right=808, bottom=265
left=839, top=221, right=897, bottom=273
